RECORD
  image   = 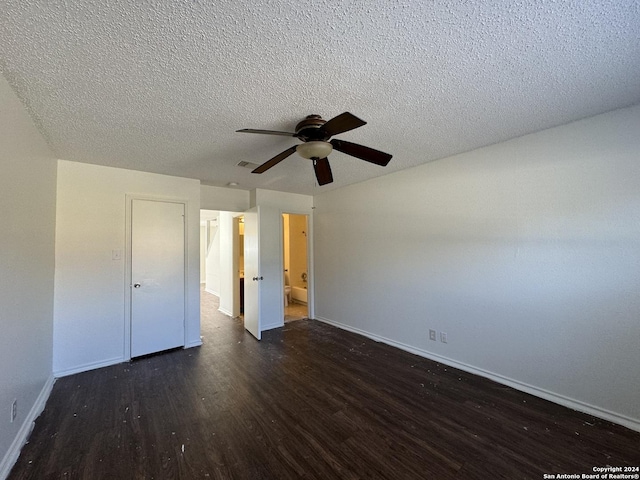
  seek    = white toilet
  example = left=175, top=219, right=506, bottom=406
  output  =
left=284, top=270, right=292, bottom=306
left=284, top=285, right=291, bottom=306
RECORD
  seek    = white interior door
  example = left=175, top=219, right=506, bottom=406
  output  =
left=243, top=205, right=283, bottom=340
left=243, top=207, right=260, bottom=339
left=131, top=199, right=185, bottom=357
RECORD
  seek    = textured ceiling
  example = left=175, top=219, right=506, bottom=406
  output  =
left=1, top=1, right=639, bottom=195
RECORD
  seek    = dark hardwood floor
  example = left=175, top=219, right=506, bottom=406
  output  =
left=9, top=292, right=640, bottom=479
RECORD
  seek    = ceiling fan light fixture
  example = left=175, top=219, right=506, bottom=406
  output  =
left=296, top=141, right=333, bottom=159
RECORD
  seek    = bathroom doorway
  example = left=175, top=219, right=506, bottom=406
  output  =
left=282, top=213, right=309, bottom=322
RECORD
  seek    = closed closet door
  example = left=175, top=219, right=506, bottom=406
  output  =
left=130, top=199, right=186, bottom=357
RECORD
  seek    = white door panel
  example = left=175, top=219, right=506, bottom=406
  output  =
left=131, top=199, right=185, bottom=357
left=243, top=205, right=282, bottom=340
left=243, top=207, right=260, bottom=339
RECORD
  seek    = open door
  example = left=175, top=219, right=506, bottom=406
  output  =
left=243, top=207, right=260, bottom=339
left=243, top=205, right=283, bottom=340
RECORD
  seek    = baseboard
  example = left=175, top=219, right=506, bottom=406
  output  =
left=204, top=287, right=219, bottom=297
left=218, top=307, right=234, bottom=317
left=262, top=320, right=284, bottom=332
left=0, top=375, right=55, bottom=480
left=53, top=356, right=124, bottom=378
left=315, top=316, right=640, bottom=433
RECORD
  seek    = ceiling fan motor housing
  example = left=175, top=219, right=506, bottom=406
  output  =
left=295, top=114, right=328, bottom=141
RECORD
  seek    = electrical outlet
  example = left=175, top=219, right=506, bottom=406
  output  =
left=11, top=400, right=17, bottom=423
left=429, top=329, right=437, bottom=341
left=440, top=332, right=448, bottom=344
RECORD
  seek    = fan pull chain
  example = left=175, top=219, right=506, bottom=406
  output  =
left=312, top=158, right=319, bottom=188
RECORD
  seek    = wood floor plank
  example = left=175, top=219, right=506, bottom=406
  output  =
left=8, top=291, right=640, bottom=479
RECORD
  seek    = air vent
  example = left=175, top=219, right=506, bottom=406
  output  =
left=237, top=161, right=260, bottom=169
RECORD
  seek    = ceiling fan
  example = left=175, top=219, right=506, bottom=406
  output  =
left=236, top=112, right=392, bottom=186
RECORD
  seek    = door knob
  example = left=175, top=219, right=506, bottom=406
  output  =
left=252, top=276, right=263, bottom=281
left=133, top=283, right=141, bottom=288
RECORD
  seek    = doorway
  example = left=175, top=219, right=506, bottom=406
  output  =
left=200, top=210, right=244, bottom=318
left=200, top=208, right=311, bottom=336
left=283, top=213, right=309, bottom=322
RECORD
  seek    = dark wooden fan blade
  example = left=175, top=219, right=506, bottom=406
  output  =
left=319, top=112, right=366, bottom=137
left=251, top=146, right=297, bottom=174
left=237, top=129, right=297, bottom=137
left=330, top=139, right=392, bottom=166
left=313, top=157, right=333, bottom=185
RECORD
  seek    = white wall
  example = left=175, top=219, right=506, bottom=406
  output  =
left=200, top=225, right=206, bottom=283
left=201, top=185, right=249, bottom=212
left=54, top=161, right=201, bottom=376
left=204, top=221, right=221, bottom=296
left=251, top=188, right=313, bottom=212
left=0, top=75, right=57, bottom=477
left=314, top=104, right=640, bottom=431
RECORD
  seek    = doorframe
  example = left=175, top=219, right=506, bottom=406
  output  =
left=232, top=214, right=243, bottom=318
left=281, top=209, right=314, bottom=321
left=124, top=194, right=190, bottom=360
